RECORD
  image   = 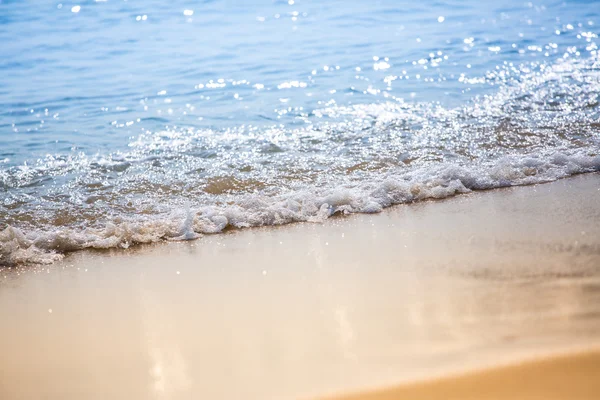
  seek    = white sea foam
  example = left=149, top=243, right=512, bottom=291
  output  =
left=2, top=150, right=598, bottom=266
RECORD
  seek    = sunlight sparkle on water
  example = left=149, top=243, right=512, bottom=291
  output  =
left=1, top=0, right=600, bottom=265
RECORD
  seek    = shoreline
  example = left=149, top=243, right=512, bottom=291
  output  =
left=3, top=166, right=600, bottom=268
left=1, top=173, right=600, bottom=399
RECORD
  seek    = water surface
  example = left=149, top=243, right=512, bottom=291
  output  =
left=1, top=0, right=599, bottom=264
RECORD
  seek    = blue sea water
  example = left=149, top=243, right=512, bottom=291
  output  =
left=1, top=0, right=600, bottom=264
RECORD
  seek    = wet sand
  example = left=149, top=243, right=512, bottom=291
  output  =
left=1, top=173, right=600, bottom=400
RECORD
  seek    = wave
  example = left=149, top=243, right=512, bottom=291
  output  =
left=2, top=55, right=600, bottom=266
left=2, top=150, right=599, bottom=266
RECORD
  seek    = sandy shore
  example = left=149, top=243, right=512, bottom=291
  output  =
left=1, top=173, right=600, bottom=400
left=327, top=349, right=600, bottom=400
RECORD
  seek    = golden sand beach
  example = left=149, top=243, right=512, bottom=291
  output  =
left=327, top=349, right=600, bottom=400
left=1, top=173, right=600, bottom=400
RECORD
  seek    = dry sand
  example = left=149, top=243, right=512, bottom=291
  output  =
left=327, top=349, right=600, bottom=400
left=1, top=173, right=600, bottom=400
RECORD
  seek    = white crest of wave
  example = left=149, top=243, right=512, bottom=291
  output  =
left=2, top=151, right=599, bottom=267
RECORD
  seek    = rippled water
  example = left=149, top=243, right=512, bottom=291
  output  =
left=1, top=0, right=600, bottom=265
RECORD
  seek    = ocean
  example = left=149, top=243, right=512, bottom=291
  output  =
left=1, top=0, right=599, bottom=265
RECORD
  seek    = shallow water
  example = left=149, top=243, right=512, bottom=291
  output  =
left=1, top=0, right=600, bottom=264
